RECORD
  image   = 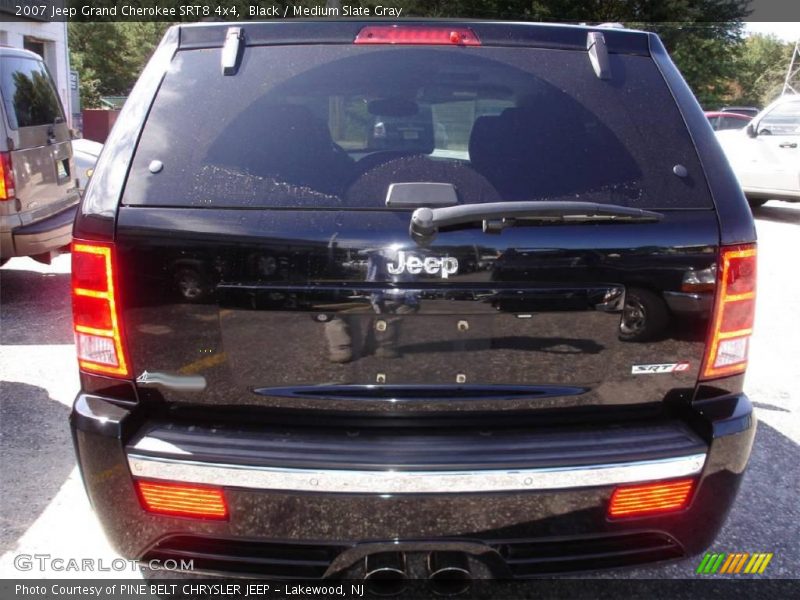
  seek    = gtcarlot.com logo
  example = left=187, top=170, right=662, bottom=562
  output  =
left=13, top=554, right=193, bottom=572
left=696, top=552, right=773, bottom=575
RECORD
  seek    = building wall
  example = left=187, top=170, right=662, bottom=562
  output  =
left=0, top=21, right=72, bottom=125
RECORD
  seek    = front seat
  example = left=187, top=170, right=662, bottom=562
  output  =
left=212, top=104, right=354, bottom=196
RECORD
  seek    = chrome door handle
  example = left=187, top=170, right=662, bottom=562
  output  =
left=778, top=142, right=798, bottom=148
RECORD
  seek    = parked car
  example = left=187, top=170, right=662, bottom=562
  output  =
left=371, top=103, right=449, bottom=152
left=71, top=21, right=756, bottom=584
left=0, top=47, right=79, bottom=265
left=719, top=105, right=760, bottom=118
left=71, top=138, right=103, bottom=195
left=716, top=95, right=800, bottom=207
left=705, top=110, right=751, bottom=131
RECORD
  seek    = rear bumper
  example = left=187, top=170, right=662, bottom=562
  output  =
left=127, top=453, right=706, bottom=495
left=1, top=203, right=77, bottom=258
left=71, top=393, right=755, bottom=577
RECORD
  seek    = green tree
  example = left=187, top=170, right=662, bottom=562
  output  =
left=67, top=45, right=101, bottom=109
left=730, top=34, right=794, bottom=107
left=69, top=22, right=171, bottom=108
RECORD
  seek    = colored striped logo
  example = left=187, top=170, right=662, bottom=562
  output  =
left=696, top=552, right=773, bottom=574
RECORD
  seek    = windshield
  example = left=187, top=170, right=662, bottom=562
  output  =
left=123, top=45, right=711, bottom=209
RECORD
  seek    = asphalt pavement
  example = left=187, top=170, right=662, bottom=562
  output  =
left=0, top=201, right=798, bottom=580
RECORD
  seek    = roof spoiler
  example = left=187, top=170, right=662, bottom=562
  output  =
left=221, top=27, right=245, bottom=76
left=587, top=31, right=611, bottom=80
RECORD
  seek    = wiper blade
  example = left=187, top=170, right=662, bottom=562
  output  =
left=409, top=201, right=663, bottom=244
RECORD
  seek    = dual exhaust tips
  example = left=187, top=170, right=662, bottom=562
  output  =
left=364, top=551, right=472, bottom=596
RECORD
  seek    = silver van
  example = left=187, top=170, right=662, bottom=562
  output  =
left=0, top=47, right=79, bottom=264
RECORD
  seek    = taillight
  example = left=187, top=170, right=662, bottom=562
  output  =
left=701, top=244, right=757, bottom=380
left=136, top=481, right=228, bottom=520
left=354, top=26, right=480, bottom=46
left=71, top=241, right=130, bottom=377
left=608, top=479, right=694, bottom=518
left=0, top=152, right=16, bottom=200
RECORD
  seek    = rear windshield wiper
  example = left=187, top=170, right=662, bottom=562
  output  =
left=409, top=201, right=663, bottom=244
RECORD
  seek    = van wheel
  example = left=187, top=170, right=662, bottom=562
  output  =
left=747, top=198, right=767, bottom=209
left=619, top=288, right=669, bottom=342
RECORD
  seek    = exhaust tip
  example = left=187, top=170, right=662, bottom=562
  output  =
left=427, top=551, right=472, bottom=596
left=364, top=552, right=407, bottom=596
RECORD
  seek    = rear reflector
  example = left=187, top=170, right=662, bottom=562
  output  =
left=608, top=479, right=694, bottom=518
left=71, top=242, right=130, bottom=377
left=0, top=152, right=16, bottom=200
left=680, top=265, right=716, bottom=293
left=136, top=481, right=228, bottom=520
left=355, top=26, right=480, bottom=46
left=701, top=244, right=757, bottom=379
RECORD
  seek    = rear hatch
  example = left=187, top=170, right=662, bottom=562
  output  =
left=0, top=52, right=75, bottom=225
left=115, top=27, right=719, bottom=414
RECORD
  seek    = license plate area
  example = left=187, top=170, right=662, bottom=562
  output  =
left=55, top=158, right=69, bottom=183
left=219, top=284, right=624, bottom=388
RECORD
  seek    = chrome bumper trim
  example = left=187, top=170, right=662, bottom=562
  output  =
left=127, top=453, right=706, bottom=494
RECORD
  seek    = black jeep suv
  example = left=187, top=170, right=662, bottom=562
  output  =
left=71, top=21, right=757, bottom=582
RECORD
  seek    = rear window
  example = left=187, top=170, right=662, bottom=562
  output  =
left=0, top=56, right=64, bottom=129
left=124, top=45, right=712, bottom=209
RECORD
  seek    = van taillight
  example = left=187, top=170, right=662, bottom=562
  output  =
left=701, top=244, right=757, bottom=380
left=0, top=152, right=16, bottom=200
left=72, top=241, right=130, bottom=377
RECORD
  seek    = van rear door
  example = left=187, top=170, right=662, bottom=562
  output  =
left=0, top=52, right=75, bottom=226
